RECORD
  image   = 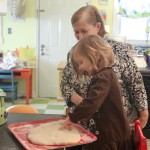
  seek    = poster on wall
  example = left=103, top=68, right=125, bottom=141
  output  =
left=100, top=9, right=107, bottom=24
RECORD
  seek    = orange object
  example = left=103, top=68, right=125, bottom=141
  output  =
left=13, top=49, right=19, bottom=57
left=13, top=69, right=32, bottom=104
left=6, top=105, right=39, bottom=114
left=134, top=120, right=148, bottom=150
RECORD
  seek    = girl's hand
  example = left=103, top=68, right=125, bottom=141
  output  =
left=64, top=117, right=72, bottom=129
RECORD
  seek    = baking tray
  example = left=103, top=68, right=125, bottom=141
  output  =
left=8, top=117, right=97, bottom=150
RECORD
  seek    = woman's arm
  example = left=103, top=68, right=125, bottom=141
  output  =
left=130, top=110, right=149, bottom=128
left=60, top=54, right=76, bottom=107
left=119, top=46, right=148, bottom=126
left=139, top=109, right=149, bottom=128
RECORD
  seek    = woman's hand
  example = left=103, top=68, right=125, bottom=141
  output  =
left=129, top=122, right=135, bottom=131
left=64, top=117, right=72, bottom=129
left=71, top=93, right=83, bottom=105
left=129, top=110, right=149, bottom=129
left=139, top=109, right=149, bottom=128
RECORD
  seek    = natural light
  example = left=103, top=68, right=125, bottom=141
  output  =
left=120, top=17, right=149, bottom=41
left=113, top=0, right=150, bottom=43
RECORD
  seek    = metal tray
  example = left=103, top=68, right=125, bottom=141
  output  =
left=8, top=117, right=97, bottom=150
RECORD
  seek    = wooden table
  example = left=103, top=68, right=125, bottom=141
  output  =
left=0, top=113, right=64, bottom=150
left=13, top=69, right=32, bottom=104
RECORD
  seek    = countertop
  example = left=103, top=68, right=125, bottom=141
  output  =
left=0, top=113, right=64, bottom=150
left=139, top=67, right=150, bottom=76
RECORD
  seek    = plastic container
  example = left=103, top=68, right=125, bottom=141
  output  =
left=134, top=120, right=148, bottom=150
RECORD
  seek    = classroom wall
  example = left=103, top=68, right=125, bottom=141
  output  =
left=0, top=0, right=36, bottom=51
left=93, top=0, right=114, bottom=34
left=0, top=0, right=36, bottom=98
left=0, top=0, right=114, bottom=98
left=0, top=0, right=114, bottom=51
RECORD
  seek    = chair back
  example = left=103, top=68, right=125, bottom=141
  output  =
left=0, top=70, right=15, bottom=89
left=6, top=105, right=39, bottom=114
left=0, top=69, right=17, bottom=103
left=0, top=70, right=14, bottom=79
left=134, top=120, right=148, bottom=150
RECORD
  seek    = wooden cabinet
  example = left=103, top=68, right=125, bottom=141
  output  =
left=57, top=60, right=66, bottom=101
left=0, top=0, right=7, bottom=15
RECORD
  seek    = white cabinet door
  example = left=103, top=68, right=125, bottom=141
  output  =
left=37, top=0, right=91, bottom=97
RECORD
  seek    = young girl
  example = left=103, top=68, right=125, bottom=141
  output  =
left=64, top=35, right=132, bottom=150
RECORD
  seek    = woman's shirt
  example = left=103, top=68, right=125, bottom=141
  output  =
left=60, top=39, right=148, bottom=123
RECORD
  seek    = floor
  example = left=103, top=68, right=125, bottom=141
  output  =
left=4, top=97, right=67, bottom=115
left=4, top=97, right=150, bottom=149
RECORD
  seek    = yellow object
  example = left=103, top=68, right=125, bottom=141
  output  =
left=19, top=47, right=35, bottom=61
left=6, top=105, right=39, bottom=114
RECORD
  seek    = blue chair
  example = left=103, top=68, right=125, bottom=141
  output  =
left=0, top=70, right=17, bottom=103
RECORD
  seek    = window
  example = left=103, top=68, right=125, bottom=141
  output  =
left=120, top=17, right=149, bottom=41
left=112, top=0, right=150, bottom=44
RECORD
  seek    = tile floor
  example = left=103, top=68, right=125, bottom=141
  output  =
left=4, top=97, right=67, bottom=115
left=4, top=98, right=150, bottom=149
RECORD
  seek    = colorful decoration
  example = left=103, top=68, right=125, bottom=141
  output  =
left=118, top=0, right=150, bottom=18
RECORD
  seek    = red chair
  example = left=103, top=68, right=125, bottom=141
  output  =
left=134, top=120, right=148, bottom=150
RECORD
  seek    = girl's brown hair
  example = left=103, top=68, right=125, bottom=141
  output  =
left=72, top=35, right=114, bottom=76
left=71, top=5, right=107, bottom=38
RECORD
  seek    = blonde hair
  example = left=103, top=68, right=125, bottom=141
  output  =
left=71, top=5, right=107, bottom=38
left=72, top=35, right=114, bottom=76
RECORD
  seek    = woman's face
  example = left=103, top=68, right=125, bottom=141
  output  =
left=72, top=21, right=100, bottom=40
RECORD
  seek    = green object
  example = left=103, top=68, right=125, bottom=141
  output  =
left=0, top=89, right=7, bottom=125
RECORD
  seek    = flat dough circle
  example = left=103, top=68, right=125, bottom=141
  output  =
left=28, top=120, right=81, bottom=145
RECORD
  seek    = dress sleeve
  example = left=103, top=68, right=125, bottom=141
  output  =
left=69, top=71, right=111, bottom=123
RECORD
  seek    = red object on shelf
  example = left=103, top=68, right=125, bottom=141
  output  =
left=8, top=117, right=97, bottom=150
left=134, top=120, right=148, bottom=150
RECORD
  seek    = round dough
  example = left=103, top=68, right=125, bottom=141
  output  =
left=28, top=120, right=81, bottom=145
